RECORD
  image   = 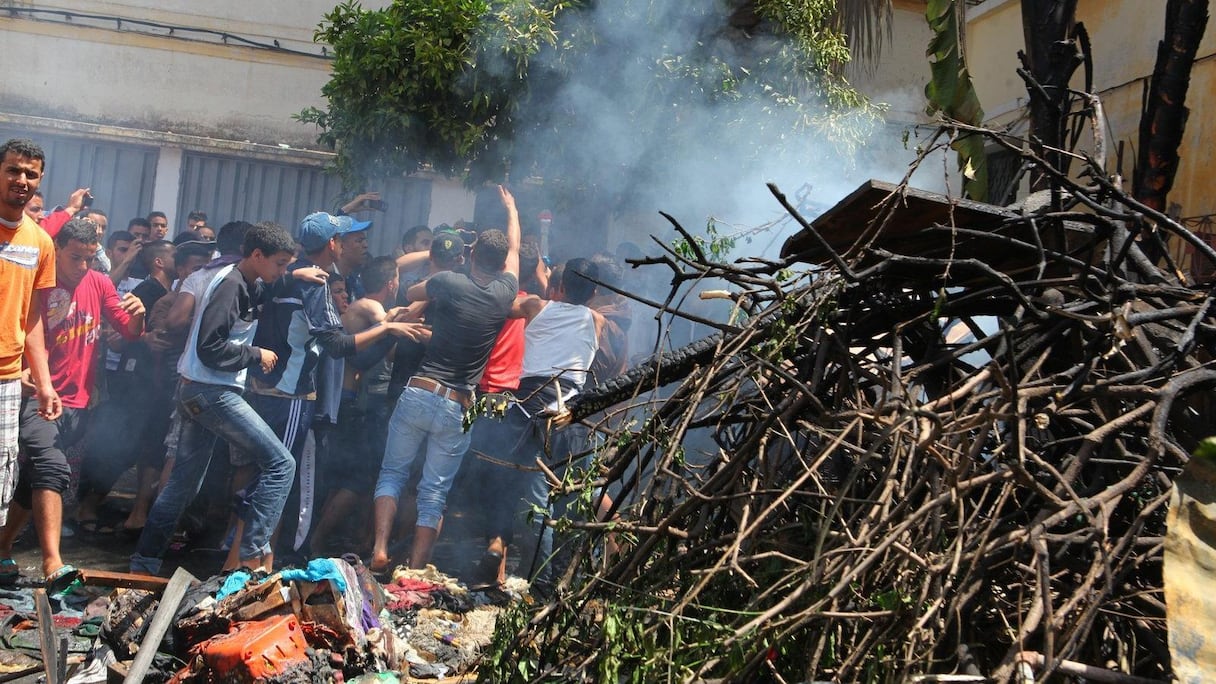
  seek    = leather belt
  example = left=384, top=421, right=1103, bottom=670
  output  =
left=407, top=376, right=472, bottom=408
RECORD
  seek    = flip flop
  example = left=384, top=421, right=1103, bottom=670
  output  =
left=0, top=558, right=20, bottom=583
left=44, top=564, right=81, bottom=595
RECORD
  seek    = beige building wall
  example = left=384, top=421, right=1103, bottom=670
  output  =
left=966, top=0, right=1216, bottom=271
left=851, top=2, right=937, bottom=123
left=2, top=1, right=476, bottom=232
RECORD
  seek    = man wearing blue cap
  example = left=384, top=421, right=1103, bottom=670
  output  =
left=335, top=216, right=373, bottom=301
left=243, top=212, right=423, bottom=560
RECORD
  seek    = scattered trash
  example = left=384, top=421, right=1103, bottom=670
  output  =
left=0, top=558, right=531, bottom=680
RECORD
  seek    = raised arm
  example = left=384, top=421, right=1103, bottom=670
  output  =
left=500, top=185, right=521, bottom=279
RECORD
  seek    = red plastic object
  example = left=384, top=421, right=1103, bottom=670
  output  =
left=197, top=614, right=309, bottom=682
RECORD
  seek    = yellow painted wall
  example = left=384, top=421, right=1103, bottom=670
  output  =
left=966, top=0, right=1216, bottom=273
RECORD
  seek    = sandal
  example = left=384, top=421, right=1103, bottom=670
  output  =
left=0, top=558, right=20, bottom=583
left=44, top=564, right=81, bottom=595
left=368, top=560, right=394, bottom=582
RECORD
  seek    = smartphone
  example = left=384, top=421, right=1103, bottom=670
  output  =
left=366, top=199, right=387, bottom=211
left=81, top=192, right=94, bottom=209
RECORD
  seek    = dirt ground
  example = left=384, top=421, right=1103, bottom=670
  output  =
left=6, top=468, right=519, bottom=586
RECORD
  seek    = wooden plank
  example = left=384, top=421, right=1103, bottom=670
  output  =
left=33, top=588, right=61, bottom=684
left=57, top=635, right=67, bottom=684
left=122, top=567, right=197, bottom=684
left=77, top=569, right=171, bottom=592
left=779, top=179, right=1019, bottom=268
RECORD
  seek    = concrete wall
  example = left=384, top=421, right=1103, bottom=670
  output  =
left=2, top=1, right=479, bottom=237
left=851, top=2, right=937, bottom=123
left=2, top=2, right=338, bottom=147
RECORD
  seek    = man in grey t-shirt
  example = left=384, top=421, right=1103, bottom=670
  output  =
left=370, top=186, right=521, bottom=574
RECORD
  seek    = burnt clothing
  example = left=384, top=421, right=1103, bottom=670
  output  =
left=248, top=257, right=356, bottom=398
left=415, top=270, right=517, bottom=392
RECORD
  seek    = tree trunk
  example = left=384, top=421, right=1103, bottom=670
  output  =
left=1133, top=0, right=1210, bottom=213
left=1018, top=0, right=1082, bottom=193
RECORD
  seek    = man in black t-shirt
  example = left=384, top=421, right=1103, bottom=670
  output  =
left=371, top=186, right=521, bottom=573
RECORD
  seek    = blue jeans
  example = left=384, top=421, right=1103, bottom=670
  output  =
left=374, top=386, right=470, bottom=529
left=476, top=407, right=598, bottom=587
left=131, top=382, right=296, bottom=574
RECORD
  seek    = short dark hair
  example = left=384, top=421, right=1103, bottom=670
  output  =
left=590, top=253, right=623, bottom=290
left=128, top=217, right=151, bottom=230
left=0, top=138, right=45, bottom=165
left=148, top=211, right=167, bottom=222
left=55, top=217, right=101, bottom=249
left=242, top=222, right=295, bottom=258
left=328, top=272, right=346, bottom=286
left=174, top=241, right=213, bottom=266
left=216, top=220, right=253, bottom=256
left=401, top=225, right=431, bottom=249
left=471, top=228, right=508, bottom=273
left=519, top=241, right=541, bottom=294
left=140, top=240, right=174, bottom=272
left=187, top=210, right=208, bottom=222
left=563, top=258, right=599, bottom=305
left=83, top=208, right=107, bottom=220
left=361, top=256, right=398, bottom=295
left=107, top=231, right=135, bottom=249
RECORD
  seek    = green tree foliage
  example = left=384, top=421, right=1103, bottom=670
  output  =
left=298, top=0, right=879, bottom=193
left=924, top=0, right=988, bottom=201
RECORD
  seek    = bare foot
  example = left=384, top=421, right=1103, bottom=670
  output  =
left=369, top=551, right=391, bottom=574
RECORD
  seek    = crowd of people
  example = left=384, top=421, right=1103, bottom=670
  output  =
left=0, top=137, right=634, bottom=594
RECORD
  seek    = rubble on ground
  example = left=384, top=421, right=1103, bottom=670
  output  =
left=0, top=557, right=526, bottom=682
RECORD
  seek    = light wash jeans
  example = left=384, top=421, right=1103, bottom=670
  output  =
left=374, top=386, right=470, bottom=529
left=131, top=382, right=296, bottom=574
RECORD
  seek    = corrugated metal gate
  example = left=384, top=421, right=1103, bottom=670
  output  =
left=178, top=153, right=432, bottom=258
left=0, top=126, right=158, bottom=234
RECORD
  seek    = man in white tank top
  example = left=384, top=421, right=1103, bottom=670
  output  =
left=471, top=258, right=604, bottom=590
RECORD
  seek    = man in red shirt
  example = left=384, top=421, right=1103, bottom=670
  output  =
left=0, top=217, right=143, bottom=588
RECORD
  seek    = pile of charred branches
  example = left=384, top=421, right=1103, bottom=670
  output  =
left=484, top=123, right=1215, bottom=683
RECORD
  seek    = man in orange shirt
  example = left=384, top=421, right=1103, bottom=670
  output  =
left=0, top=138, right=61, bottom=528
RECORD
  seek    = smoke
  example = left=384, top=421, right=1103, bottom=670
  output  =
left=475, top=2, right=952, bottom=353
